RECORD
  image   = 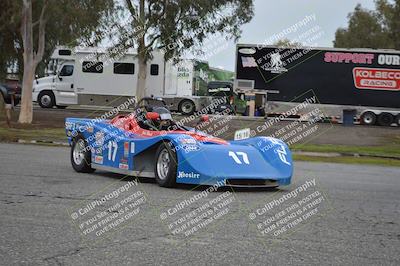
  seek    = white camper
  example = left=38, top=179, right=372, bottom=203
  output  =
left=32, top=46, right=219, bottom=114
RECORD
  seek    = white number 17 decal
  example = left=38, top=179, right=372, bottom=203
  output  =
left=229, top=151, right=250, bottom=165
left=108, top=141, right=118, bottom=161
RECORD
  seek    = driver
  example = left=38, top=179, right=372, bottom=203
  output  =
left=134, top=97, right=188, bottom=131
left=135, top=104, right=174, bottom=131
left=151, top=107, right=174, bottom=130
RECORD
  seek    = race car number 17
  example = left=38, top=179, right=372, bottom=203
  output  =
left=108, top=141, right=118, bottom=161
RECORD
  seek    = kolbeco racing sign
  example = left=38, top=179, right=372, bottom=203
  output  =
left=353, top=67, right=400, bottom=91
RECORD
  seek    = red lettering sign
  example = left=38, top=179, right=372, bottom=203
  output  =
left=325, top=52, right=374, bottom=64
left=353, top=67, right=400, bottom=91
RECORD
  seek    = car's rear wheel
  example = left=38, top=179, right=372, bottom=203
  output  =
left=154, top=142, right=177, bottom=187
left=71, top=136, right=95, bottom=173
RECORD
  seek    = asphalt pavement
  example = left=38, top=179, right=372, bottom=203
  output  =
left=0, top=143, right=399, bottom=265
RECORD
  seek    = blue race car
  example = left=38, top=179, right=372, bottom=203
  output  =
left=65, top=98, right=293, bottom=188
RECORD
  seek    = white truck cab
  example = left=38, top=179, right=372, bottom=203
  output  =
left=33, top=60, right=76, bottom=108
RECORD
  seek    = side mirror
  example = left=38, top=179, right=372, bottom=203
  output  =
left=146, top=112, right=160, bottom=120
left=57, top=74, right=63, bottom=81
left=200, top=115, right=209, bottom=122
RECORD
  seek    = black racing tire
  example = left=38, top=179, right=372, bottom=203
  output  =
left=178, top=100, right=195, bottom=115
left=360, top=111, right=376, bottom=125
left=38, top=91, right=55, bottom=108
left=154, top=142, right=177, bottom=187
left=377, top=112, right=394, bottom=127
left=70, top=136, right=95, bottom=173
left=56, top=105, right=67, bottom=109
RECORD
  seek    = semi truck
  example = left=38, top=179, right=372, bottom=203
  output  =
left=235, top=44, right=400, bottom=126
left=32, top=46, right=233, bottom=115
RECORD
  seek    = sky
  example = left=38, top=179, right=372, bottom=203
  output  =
left=206, top=0, right=376, bottom=71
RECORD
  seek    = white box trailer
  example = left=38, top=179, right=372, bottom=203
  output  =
left=32, top=46, right=220, bottom=114
left=161, top=60, right=221, bottom=115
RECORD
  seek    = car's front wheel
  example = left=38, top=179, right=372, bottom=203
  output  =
left=154, top=142, right=177, bottom=187
left=38, top=91, right=55, bottom=108
left=71, top=136, right=95, bottom=173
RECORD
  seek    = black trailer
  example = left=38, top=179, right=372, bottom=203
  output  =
left=235, top=44, right=400, bottom=126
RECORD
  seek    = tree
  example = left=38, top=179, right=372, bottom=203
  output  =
left=1, top=0, right=115, bottom=123
left=274, top=39, right=303, bottom=48
left=0, top=1, right=21, bottom=81
left=18, top=0, right=47, bottom=123
left=117, top=0, right=254, bottom=100
left=376, top=0, right=400, bottom=49
left=334, top=1, right=400, bottom=49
